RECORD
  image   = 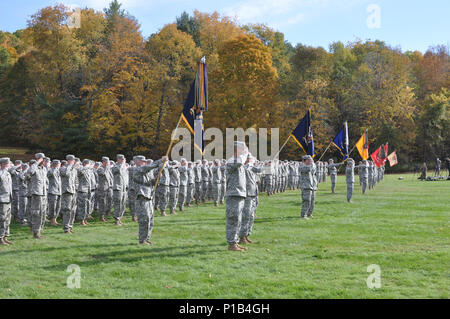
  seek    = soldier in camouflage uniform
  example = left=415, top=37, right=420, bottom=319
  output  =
left=9, top=160, right=21, bottom=222
left=128, top=157, right=137, bottom=222
left=264, top=161, right=273, bottom=196
left=76, top=159, right=93, bottom=226
left=112, top=154, right=128, bottom=225
left=194, top=160, right=202, bottom=205
left=60, top=155, right=77, bottom=234
left=225, top=141, right=248, bottom=251
left=0, top=158, right=12, bottom=245
left=168, top=161, right=180, bottom=215
left=211, top=159, right=222, bottom=206
left=178, top=159, right=188, bottom=211
left=186, top=161, right=195, bottom=207
left=201, top=159, right=209, bottom=203
left=300, top=155, right=318, bottom=219
left=133, top=156, right=166, bottom=244
left=27, top=153, right=47, bottom=238
left=96, top=157, right=113, bottom=222
left=328, top=159, right=342, bottom=194
left=345, top=158, right=356, bottom=203
left=357, top=160, right=369, bottom=194
left=239, top=155, right=262, bottom=244
left=47, top=159, right=61, bottom=226
left=18, top=163, right=29, bottom=225
left=220, top=159, right=227, bottom=204
left=155, top=160, right=170, bottom=216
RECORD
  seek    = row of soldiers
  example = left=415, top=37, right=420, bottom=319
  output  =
left=0, top=148, right=386, bottom=248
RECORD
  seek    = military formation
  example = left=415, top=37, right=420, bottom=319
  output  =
left=0, top=147, right=388, bottom=249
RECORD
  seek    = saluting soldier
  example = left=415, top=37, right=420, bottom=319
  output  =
left=18, top=163, right=29, bottom=225
left=9, top=160, right=21, bottom=222
left=97, top=157, right=113, bottom=222
left=186, top=161, right=195, bottom=207
left=178, top=158, right=188, bottom=211
left=60, top=155, right=77, bottom=234
left=168, top=161, right=180, bottom=215
left=47, top=159, right=61, bottom=226
left=112, top=154, right=128, bottom=225
left=27, top=153, right=47, bottom=239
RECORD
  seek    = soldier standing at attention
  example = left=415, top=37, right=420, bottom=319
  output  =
left=47, top=159, right=61, bottom=226
left=0, top=158, right=12, bottom=245
left=239, top=154, right=262, bottom=245
left=357, top=160, right=369, bottom=194
left=328, top=159, right=342, bottom=194
left=178, top=158, right=188, bottom=212
left=60, top=155, right=77, bottom=234
left=96, top=157, right=112, bottom=222
left=155, top=159, right=170, bottom=216
left=193, top=160, right=202, bottom=205
left=112, top=154, right=128, bottom=225
left=300, top=155, right=317, bottom=219
left=127, top=157, right=137, bottom=222
left=212, top=159, right=222, bottom=206
left=18, top=163, right=29, bottom=225
left=186, top=161, right=195, bottom=207
left=225, top=141, right=248, bottom=251
left=220, top=160, right=227, bottom=205
left=133, top=156, right=166, bottom=245
left=201, top=159, right=209, bottom=203
left=27, top=153, right=47, bottom=239
left=76, top=159, right=93, bottom=226
left=9, top=160, right=21, bottom=222
left=168, top=161, right=180, bottom=215
left=345, top=158, right=356, bottom=203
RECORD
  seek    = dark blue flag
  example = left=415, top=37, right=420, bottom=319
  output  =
left=290, top=109, right=314, bottom=156
left=332, top=122, right=349, bottom=159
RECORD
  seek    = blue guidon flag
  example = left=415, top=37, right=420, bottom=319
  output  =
left=290, top=108, right=315, bottom=157
left=182, top=57, right=208, bottom=154
left=332, top=122, right=349, bottom=159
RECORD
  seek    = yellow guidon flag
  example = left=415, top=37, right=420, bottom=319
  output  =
left=355, top=129, right=369, bottom=160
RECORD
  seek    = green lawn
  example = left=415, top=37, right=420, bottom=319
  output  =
left=0, top=174, right=448, bottom=299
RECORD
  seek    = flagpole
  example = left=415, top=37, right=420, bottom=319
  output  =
left=153, top=114, right=183, bottom=191
left=318, top=142, right=332, bottom=161
left=272, top=135, right=291, bottom=160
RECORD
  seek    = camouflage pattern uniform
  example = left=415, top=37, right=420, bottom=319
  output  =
left=9, top=163, right=21, bottom=221
left=60, top=156, right=77, bottom=233
left=76, top=161, right=93, bottom=221
left=178, top=160, right=188, bottom=211
left=239, top=163, right=262, bottom=239
left=220, top=160, right=227, bottom=204
left=168, top=161, right=180, bottom=214
left=345, top=159, right=355, bottom=202
left=0, top=159, right=12, bottom=241
left=96, top=158, right=113, bottom=219
left=47, top=162, right=61, bottom=220
left=18, top=165, right=28, bottom=224
left=211, top=160, right=222, bottom=206
left=112, top=156, right=128, bottom=221
left=299, top=157, right=318, bottom=218
left=357, top=161, right=369, bottom=194
left=186, top=163, right=195, bottom=207
left=201, top=161, right=209, bottom=202
left=194, top=161, right=202, bottom=205
left=328, top=160, right=342, bottom=193
left=155, top=163, right=169, bottom=215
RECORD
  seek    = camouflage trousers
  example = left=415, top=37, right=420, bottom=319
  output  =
left=361, top=178, right=368, bottom=194
left=368, top=176, right=374, bottom=189
left=178, top=185, right=187, bottom=210
left=220, top=182, right=226, bottom=204
left=168, top=186, right=179, bottom=210
left=11, top=190, right=19, bottom=220
left=47, top=194, right=61, bottom=219
left=186, top=184, right=195, bottom=205
left=155, top=185, right=169, bottom=212
left=194, top=182, right=202, bottom=203
left=18, top=196, right=27, bottom=223
left=265, top=175, right=272, bottom=194
left=225, top=196, right=245, bottom=244
left=330, top=174, right=337, bottom=193
left=128, top=189, right=136, bottom=217
left=201, top=181, right=209, bottom=201
left=0, top=202, right=11, bottom=238
left=301, top=189, right=315, bottom=218
left=239, top=196, right=257, bottom=238
left=347, top=183, right=354, bottom=202
left=135, top=196, right=154, bottom=243
left=288, top=176, right=295, bottom=189
left=208, top=181, right=213, bottom=200
left=30, top=194, right=46, bottom=234
left=76, top=192, right=90, bottom=221
left=89, top=190, right=95, bottom=216
left=96, top=190, right=111, bottom=217
left=212, top=183, right=221, bottom=204
left=61, top=193, right=76, bottom=232
left=113, top=190, right=127, bottom=219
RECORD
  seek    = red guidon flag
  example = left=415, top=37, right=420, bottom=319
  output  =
left=371, top=146, right=384, bottom=167
left=387, top=150, right=398, bottom=167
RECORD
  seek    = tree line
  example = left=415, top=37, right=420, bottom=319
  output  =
left=0, top=1, right=448, bottom=169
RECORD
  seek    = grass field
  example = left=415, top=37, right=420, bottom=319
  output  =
left=0, top=174, right=448, bottom=299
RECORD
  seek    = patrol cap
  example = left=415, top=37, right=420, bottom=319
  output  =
left=135, top=155, right=146, bottom=162
left=180, top=158, right=187, bottom=163
left=29, top=159, right=37, bottom=165
left=82, top=159, right=90, bottom=165
left=22, top=164, right=29, bottom=169
left=170, top=160, right=178, bottom=166
left=0, top=157, right=11, bottom=164
left=146, top=159, right=153, bottom=164
left=95, top=162, right=101, bottom=166
left=44, top=157, right=51, bottom=162
left=61, top=160, right=68, bottom=166
left=51, top=159, right=60, bottom=165
left=116, top=154, right=125, bottom=160
left=102, top=156, right=110, bottom=163
left=66, top=154, right=75, bottom=161
left=35, top=153, right=45, bottom=159
left=302, top=155, right=311, bottom=160
left=214, top=159, right=220, bottom=163
left=75, top=158, right=81, bottom=162
left=15, top=160, right=23, bottom=165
